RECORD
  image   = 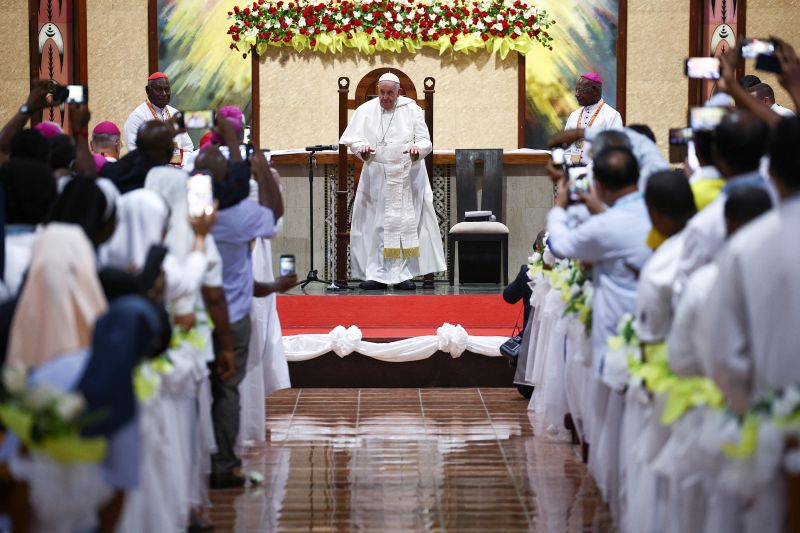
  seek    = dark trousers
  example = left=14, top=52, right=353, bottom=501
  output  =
left=210, top=315, right=251, bottom=474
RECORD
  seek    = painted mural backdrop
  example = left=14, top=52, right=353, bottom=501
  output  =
left=702, top=0, right=740, bottom=101
left=33, top=0, right=77, bottom=130
left=158, top=0, right=253, bottom=138
left=524, top=0, right=619, bottom=148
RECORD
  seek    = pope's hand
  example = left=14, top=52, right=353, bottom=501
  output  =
left=403, top=145, right=420, bottom=161
left=357, top=145, right=375, bottom=158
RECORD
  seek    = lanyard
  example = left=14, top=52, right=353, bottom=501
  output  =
left=581, top=100, right=605, bottom=129
left=145, top=100, right=171, bottom=121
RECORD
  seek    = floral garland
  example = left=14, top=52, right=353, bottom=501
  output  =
left=227, top=0, right=555, bottom=59
left=0, top=364, right=107, bottom=463
left=560, top=262, right=593, bottom=332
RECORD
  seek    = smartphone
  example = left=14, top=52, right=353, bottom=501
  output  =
left=187, top=173, right=215, bottom=217
left=279, top=254, right=296, bottom=276
left=551, top=147, right=565, bottom=167
left=239, top=143, right=255, bottom=161
left=174, top=110, right=185, bottom=130
left=742, top=38, right=775, bottom=59
left=567, top=166, right=590, bottom=203
left=669, top=127, right=693, bottom=145
left=66, top=84, right=87, bottom=104
left=137, top=245, right=168, bottom=294
left=755, top=53, right=782, bottom=74
left=689, top=106, right=727, bottom=131
left=685, top=57, right=721, bottom=79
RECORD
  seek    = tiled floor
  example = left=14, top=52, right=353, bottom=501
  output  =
left=209, top=388, right=615, bottom=532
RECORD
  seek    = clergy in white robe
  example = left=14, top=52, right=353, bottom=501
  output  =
left=547, top=146, right=651, bottom=378
left=124, top=72, right=194, bottom=166
left=563, top=72, right=623, bottom=165
left=339, top=73, right=446, bottom=289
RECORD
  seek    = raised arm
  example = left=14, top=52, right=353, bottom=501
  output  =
left=0, top=80, right=53, bottom=163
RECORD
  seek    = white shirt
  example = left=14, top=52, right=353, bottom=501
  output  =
left=547, top=192, right=652, bottom=377
left=3, top=230, right=37, bottom=296
left=668, top=262, right=717, bottom=377
left=635, top=231, right=685, bottom=343
left=564, top=99, right=623, bottom=164
left=771, top=102, right=795, bottom=117
left=689, top=165, right=722, bottom=185
left=672, top=171, right=767, bottom=307
left=124, top=101, right=194, bottom=156
left=700, top=197, right=800, bottom=413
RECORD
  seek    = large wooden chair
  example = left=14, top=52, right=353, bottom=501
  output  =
left=335, top=70, right=435, bottom=285
left=447, top=149, right=509, bottom=285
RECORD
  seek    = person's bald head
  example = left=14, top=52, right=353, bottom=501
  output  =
left=146, top=77, right=171, bottom=109
left=136, top=121, right=174, bottom=165
left=194, top=146, right=228, bottom=181
left=590, top=130, right=631, bottom=158
left=711, top=110, right=768, bottom=178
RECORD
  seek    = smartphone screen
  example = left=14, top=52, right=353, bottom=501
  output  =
left=668, top=127, right=693, bottom=146
left=742, top=38, right=775, bottom=59
left=567, top=166, right=590, bottom=203
left=66, top=85, right=87, bottom=104
left=689, top=107, right=727, bottom=131
left=187, top=173, right=214, bottom=217
left=279, top=255, right=296, bottom=276
left=685, top=57, right=721, bottom=79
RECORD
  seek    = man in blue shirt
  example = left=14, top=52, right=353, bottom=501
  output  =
left=204, top=143, right=283, bottom=488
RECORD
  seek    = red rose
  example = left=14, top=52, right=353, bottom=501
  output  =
left=392, top=30, right=400, bottom=38
left=310, top=38, right=317, bottom=46
left=283, top=35, right=292, bottom=42
left=243, top=7, right=250, bottom=15
left=227, top=11, right=232, bottom=16
left=229, top=43, right=237, bottom=49
left=234, top=6, right=240, bottom=13
left=232, top=34, right=240, bottom=41
left=276, top=1, right=283, bottom=6
left=481, top=33, right=489, bottom=41
left=366, top=27, right=374, bottom=34
left=314, top=27, right=321, bottom=34
left=370, top=37, right=376, bottom=44
left=432, top=32, right=440, bottom=39
left=450, top=35, right=457, bottom=44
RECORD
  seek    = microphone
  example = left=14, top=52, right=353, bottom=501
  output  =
left=305, top=144, right=338, bottom=152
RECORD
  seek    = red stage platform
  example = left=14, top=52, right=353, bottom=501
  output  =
left=278, top=294, right=518, bottom=339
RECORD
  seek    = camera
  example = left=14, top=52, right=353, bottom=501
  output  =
left=279, top=255, right=296, bottom=276
left=684, top=57, right=721, bottom=80
left=52, top=84, right=87, bottom=105
left=689, top=107, right=727, bottom=131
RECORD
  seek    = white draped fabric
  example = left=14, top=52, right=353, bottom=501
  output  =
left=282, top=323, right=505, bottom=362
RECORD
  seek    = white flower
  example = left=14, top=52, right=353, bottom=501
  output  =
left=404, top=24, right=412, bottom=33
left=532, top=23, right=540, bottom=31
left=396, top=13, right=404, bottom=22
left=496, top=13, right=504, bottom=20
left=437, top=19, right=446, bottom=28
left=353, top=11, right=361, bottom=18
left=476, top=21, right=485, bottom=30
left=394, top=22, right=402, bottom=30
left=493, top=22, right=503, bottom=31
left=334, top=13, right=342, bottom=21
left=285, top=16, right=294, bottom=25
left=342, top=17, right=351, bottom=25
left=427, top=28, right=436, bottom=36
left=298, top=17, right=307, bottom=27
left=583, top=281, right=594, bottom=302
left=570, top=284, right=581, bottom=297
left=365, top=13, right=373, bottom=21
left=514, top=26, right=522, bottom=35
left=2, top=363, right=27, bottom=395
left=56, top=393, right=86, bottom=422
left=450, top=16, right=457, bottom=25
left=22, top=384, right=59, bottom=411
left=417, top=7, right=425, bottom=14
left=773, top=387, right=800, bottom=417
left=528, top=252, right=542, bottom=264
left=432, top=5, right=441, bottom=14
left=384, top=11, right=393, bottom=21
left=484, top=15, right=492, bottom=23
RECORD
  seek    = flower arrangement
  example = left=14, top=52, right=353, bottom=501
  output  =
left=0, top=364, right=106, bottom=463
left=560, top=262, right=593, bottom=332
left=227, top=0, right=555, bottom=59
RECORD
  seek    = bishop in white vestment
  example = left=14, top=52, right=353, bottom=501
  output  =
left=339, top=73, right=446, bottom=289
left=563, top=72, right=623, bottom=165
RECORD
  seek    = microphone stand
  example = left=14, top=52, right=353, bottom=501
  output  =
left=300, top=146, right=349, bottom=290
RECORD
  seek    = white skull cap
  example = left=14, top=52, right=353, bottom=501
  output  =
left=378, top=72, right=401, bottom=84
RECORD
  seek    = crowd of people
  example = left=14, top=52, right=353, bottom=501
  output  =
left=508, top=37, right=800, bottom=532
left=0, top=72, right=297, bottom=532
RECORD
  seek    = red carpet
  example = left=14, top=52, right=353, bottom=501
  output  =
left=278, top=294, right=518, bottom=339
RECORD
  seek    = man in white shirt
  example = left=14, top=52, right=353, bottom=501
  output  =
left=672, top=110, right=771, bottom=305
left=124, top=72, right=194, bottom=165
left=339, top=72, right=446, bottom=291
left=701, top=117, right=800, bottom=414
left=563, top=72, right=623, bottom=165
left=547, top=146, right=652, bottom=378
left=747, top=82, right=795, bottom=117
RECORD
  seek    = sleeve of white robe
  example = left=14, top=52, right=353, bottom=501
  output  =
left=411, top=104, right=432, bottom=158
left=668, top=275, right=705, bottom=376
left=163, top=251, right=207, bottom=307
left=124, top=109, right=145, bottom=152
left=700, top=249, right=753, bottom=414
left=339, top=105, right=371, bottom=160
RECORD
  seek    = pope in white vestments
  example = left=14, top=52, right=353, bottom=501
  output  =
left=563, top=72, right=623, bottom=165
left=123, top=72, right=194, bottom=166
left=339, top=72, right=446, bottom=290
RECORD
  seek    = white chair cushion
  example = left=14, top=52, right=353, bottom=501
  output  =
left=449, top=221, right=509, bottom=235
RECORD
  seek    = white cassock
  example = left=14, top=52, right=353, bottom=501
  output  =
left=635, top=231, right=685, bottom=344
left=700, top=197, right=800, bottom=413
left=340, top=96, right=446, bottom=284
left=124, top=101, right=194, bottom=164
left=668, top=262, right=718, bottom=377
left=564, top=99, right=623, bottom=165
